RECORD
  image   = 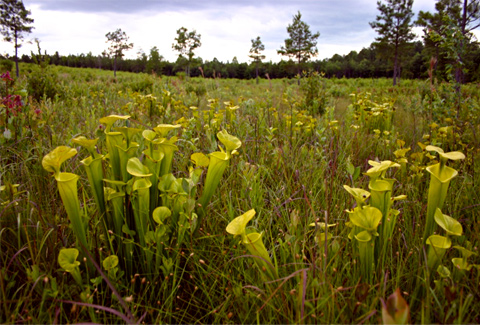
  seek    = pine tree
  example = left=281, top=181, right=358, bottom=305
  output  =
left=104, top=28, right=133, bottom=77
left=278, top=11, right=320, bottom=82
left=0, top=0, right=34, bottom=77
left=172, top=27, right=201, bottom=77
left=249, top=36, right=265, bottom=85
left=370, top=0, right=415, bottom=86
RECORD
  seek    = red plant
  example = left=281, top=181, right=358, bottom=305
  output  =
left=1, top=71, right=13, bottom=82
left=2, top=94, right=23, bottom=116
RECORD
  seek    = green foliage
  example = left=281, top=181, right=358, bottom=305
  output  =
left=26, top=40, right=61, bottom=101
left=26, top=66, right=59, bottom=101
left=299, top=70, right=327, bottom=115
left=0, top=59, right=13, bottom=72
left=1, top=67, right=480, bottom=324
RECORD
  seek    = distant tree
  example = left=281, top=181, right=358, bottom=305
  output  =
left=146, top=46, right=163, bottom=75
left=0, top=0, right=34, bottom=77
left=249, top=36, right=266, bottom=84
left=172, top=27, right=201, bottom=77
left=370, top=0, right=415, bottom=86
left=104, top=28, right=133, bottom=77
left=278, top=11, right=320, bottom=83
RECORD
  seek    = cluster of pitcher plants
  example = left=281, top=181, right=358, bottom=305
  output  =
left=42, top=114, right=241, bottom=280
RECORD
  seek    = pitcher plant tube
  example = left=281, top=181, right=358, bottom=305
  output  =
left=42, top=146, right=88, bottom=251
left=423, top=145, right=465, bottom=241
left=226, top=209, right=277, bottom=280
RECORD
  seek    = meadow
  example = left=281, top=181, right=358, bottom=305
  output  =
left=1, top=64, right=480, bottom=324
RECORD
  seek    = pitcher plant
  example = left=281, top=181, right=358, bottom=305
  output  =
left=423, top=145, right=464, bottom=241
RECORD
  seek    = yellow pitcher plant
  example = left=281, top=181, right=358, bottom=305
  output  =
left=423, top=145, right=465, bottom=241
left=226, top=209, right=277, bottom=280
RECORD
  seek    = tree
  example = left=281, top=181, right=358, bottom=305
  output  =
left=277, top=11, right=320, bottom=82
left=146, top=46, right=163, bottom=75
left=370, top=0, right=415, bottom=86
left=417, top=0, right=480, bottom=84
left=172, top=27, right=201, bottom=77
left=249, top=36, right=266, bottom=84
left=104, top=28, right=133, bottom=77
left=0, top=0, right=34, bottom=77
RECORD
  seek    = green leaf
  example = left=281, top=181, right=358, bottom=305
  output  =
left=226, top=209, right=256, bottom=236
left=346, top=161, right=355, bottom=175
left=58, top=248, right=80, bottom=273
left=354, top=230, right=372, bottom=242
left=453, top=246, right=477, bottom=259
left=452, top=257, right=472, bottom=271
left=115, top=126, right=142, bottom=141
left=153, top=206, right=172, bottom=224
left=434, top=208, right=462, bottom=236
left=425, top=145, right=444, bottom=154
left=153, top=124, right=181, bottom=138
left=158, top=173, right=177, bottom=192
left=102, top=255, right=119, bottom=270
left=343, top=185, right=370, bottom=204
left=217, top=130, right=242, bottom=154
left=132, top=177, right=152, bottom=192
left=365, top=160, right=400, bottom=178
left=142, top=129, right=157, bottom=142
left=42, top=146, right=77, bottom=174
left=122, top=224, right=136, bottom=236
left=426, top=235, right=452, bottom=249
left=308, top=222, right=337, bottom=229
left=191, top=152, right=210, bottom=167
left=72, top=136, right=98, bottom=152
left=127, top=158, right=152, bottom=177
left=349, top=206, right=382, bottom=232
left=437, top=265, right=451, bottom=278
left=439, top=151, right=465, bottom=161
left=99, top=115, right=130, bottom=132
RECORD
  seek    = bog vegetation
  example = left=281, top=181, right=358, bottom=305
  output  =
left=1, top=62, right=480, bottom=324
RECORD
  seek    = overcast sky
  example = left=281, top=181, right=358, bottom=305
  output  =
left=0, top=0, right=442, bottom=64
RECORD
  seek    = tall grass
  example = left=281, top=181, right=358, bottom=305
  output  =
left=1, top=65, right=479, bottom=323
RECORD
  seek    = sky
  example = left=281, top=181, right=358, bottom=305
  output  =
left=0, top=0, right=444, bottom=64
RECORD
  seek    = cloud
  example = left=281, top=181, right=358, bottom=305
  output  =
left=0, top=0, right=447, bottom=64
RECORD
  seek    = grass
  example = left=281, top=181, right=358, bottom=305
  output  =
left=1, top=64, right=480, bottom=323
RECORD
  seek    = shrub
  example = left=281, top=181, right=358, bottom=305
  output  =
left=0, top=59, right=13, bottom=73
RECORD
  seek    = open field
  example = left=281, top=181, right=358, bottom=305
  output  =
left=1, top=64, right=480, bottom=323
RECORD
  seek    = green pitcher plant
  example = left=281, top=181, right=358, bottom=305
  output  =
left=344, top=159, right=406, bottom=281
left=423, top=145, right=465, bottom=241
left=44, top=114, right=241, bottom=279
left=58, top=248, right=83, bottom=287
left=451, top=246, right=478, bottom=280
left=226, top=209, right=277, bottom=280
left=42, top=146, right=89, bottom=251
left=346, top=205, right=382, bottom=283
left=196, top=129, right=241, bottom=231
left=365, top=160, right=405, bottom=265
left=426, top=208, right=463, bottom=272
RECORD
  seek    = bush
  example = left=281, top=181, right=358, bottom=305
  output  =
left=27, top=66, right=60, bottom=101
left=0, top=59, right=13, bottom=73
left=300, top=71, right=327, bottom=115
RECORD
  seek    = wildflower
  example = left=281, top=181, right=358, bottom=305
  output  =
left=1, top=71, right=13, bottom=82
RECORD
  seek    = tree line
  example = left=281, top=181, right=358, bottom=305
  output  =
left=8, top=39, right=478, bottom=82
